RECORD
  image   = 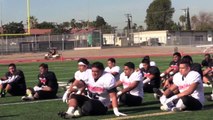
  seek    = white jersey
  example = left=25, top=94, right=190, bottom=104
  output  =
left=85, top=72, right=116, bottom=107
left=173, top=71, right=205, bottom=105
left=74, top=69, right=92, bottom=82
left=119, top=71, right=144, bottom=98
left=139, top=61, right=156, bottom=69
left=104, top=66, right=120, bottom=80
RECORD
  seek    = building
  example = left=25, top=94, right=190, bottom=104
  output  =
left=133, top=30, right=213, bottom=46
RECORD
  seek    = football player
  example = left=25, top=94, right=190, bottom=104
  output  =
left=159, top=59, right=204, bottom=112
left=115, top=62, right=143, bottom=106
left=0, top=63, right=26, bottom=97
left=62, top=58, right=91, bottom=103
left=104, top=58, right=120, bottom=81
left=58, top=62, right=126, bottom=118
left=201, top=53, right=212, bottom=68
left=22, top=63, right=58, bottom=100
left=141, top=59, right=161, bottom=93
left=139, top=55, right=156, bottom=69
left=160, top=52, right=181, bottom=90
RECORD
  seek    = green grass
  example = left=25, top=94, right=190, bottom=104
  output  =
left=0, top=54, right=213, bottom=120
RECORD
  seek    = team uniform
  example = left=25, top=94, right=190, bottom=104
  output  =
left=119, top=71, right=143, bottom=106
left=141, top=66, right=161, bottom=93
left=69, top=72, right=116, bottom=115
left=173, top=71, right=205, bottom=110
left=3, top=70, right=26, bottom=96
left=139, top=61, right=156, bottom=69
left=201, top=59, right=212, bottom=68
left=104, top=66, right=120, bottom=81
left=36, top=71, right=58, bottom=99
left=169, top=61, right=179, bottom=72
left=74, top=69, right=92, bottom=82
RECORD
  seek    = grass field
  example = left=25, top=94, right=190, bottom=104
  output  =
left=0, top=54, right=212, bottom=120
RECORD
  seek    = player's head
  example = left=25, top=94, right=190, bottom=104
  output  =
left=142, top=59, right=150, bottom=70
left=179, top=59, right=191, bottom=76
left=204, top=53, right=211, bottom=60
left=77, top=58, right=90, bottom=72
left=8, top=63, right=16, bottom=74
left=39, top=63, right=48, bottom=74
left=124, top=62, right=135, bottom=77
left=143, top=55, right=150, bottom=61
left=182, top=55, right=193, bottom=64
left=91, top=62, right=105, bottom=80
left=107, top=58, right=116, bottom=68
left=173, top=52, right=181, bottom=62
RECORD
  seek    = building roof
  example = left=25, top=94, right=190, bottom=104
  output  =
left=25, top=29, right=52, bottom=35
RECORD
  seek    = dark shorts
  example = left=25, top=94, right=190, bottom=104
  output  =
left=70, top=94, right=108, bottom=116
left=180, top=96, right=203, bottom=110
left=143, top=83, right=159, bottom=93
left=6, top=83, right=26, bottom=96
left=36, top=90, right=57, bottom=99
left=119, top=93, right=142, bottom=106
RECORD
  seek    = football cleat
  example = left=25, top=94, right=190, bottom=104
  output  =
left=171, top=107, right=182, bottom=112
left=21, top=96, right=34, bottom=101
left=58, top=111, right=74, bottom=119
left=160, top=105, right=171, bottom=111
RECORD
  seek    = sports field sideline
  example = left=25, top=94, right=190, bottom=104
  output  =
left=0, top=54, right=213, bottom=120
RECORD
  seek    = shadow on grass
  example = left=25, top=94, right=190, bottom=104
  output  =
left=203, top=103, right=213, bottom=110
left=142, top=100, right=160, bottom=106
left=0, top=114, right=19, bottom=118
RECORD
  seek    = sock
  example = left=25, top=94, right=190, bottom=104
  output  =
left=66, top=107, right=75, bottom=115
left=175, top=99, right=186, bottom=110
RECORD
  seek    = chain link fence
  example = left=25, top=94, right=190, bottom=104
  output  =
left=0, top=29, right=212, bottom=54
left=0, top=30, right=102, bottom=54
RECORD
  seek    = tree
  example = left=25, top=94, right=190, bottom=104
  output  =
left=191, top=12, right=213, bottom=30
left=29, top=16, right=38, bottom=29
left=36, top=21, right=56, bottom=29
left=70, top=19, right=76, bottom=28
left=179, top=15, right=186, bottom=29
left=145, top=0, right=174, bottom=30
left=186, top=8, right=191, bottom=30
left=2, top=21, right=25, bottom=34
left=95, top=16, right=106, bottom=28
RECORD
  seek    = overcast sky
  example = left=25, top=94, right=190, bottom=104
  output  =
left=1, top=0, right=213, bottom=29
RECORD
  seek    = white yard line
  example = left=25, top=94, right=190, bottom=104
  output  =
left=0, top=98, right=61, bottom=106
left=101, top=111, right=176, bottom=120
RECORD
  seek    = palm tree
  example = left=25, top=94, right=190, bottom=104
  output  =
left=179, top=15, right=186, bottom=29
left=29, top=16, right=38, bottom=29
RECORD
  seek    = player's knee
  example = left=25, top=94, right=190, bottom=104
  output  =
left=81, top=101, right=93, bottom=115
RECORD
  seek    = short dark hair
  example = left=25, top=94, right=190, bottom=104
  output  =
left=205, top=53, right=211, bottom=58
left=142, top=55, right=150, bottom=63
left=78, top=58, right=90, bottom=65
left=108, top=58, right=116, bottom=63
left=124, top=62, right=135, bottom=69
left=173, top=52, right=181, bottom=58
left=91, top=62, right=104, bottom=71
left=8, top=63, right=16, bottom=68
left=179, top=58, right=191, bottom=67
left=182, top=55, right=193, bottom=64
left=39, top=63, right=48, bottom=69
left=142, top=59, right=150, bottom=65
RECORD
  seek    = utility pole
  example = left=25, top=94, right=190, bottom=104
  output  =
left=125, top=14, right=133, bottom=46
